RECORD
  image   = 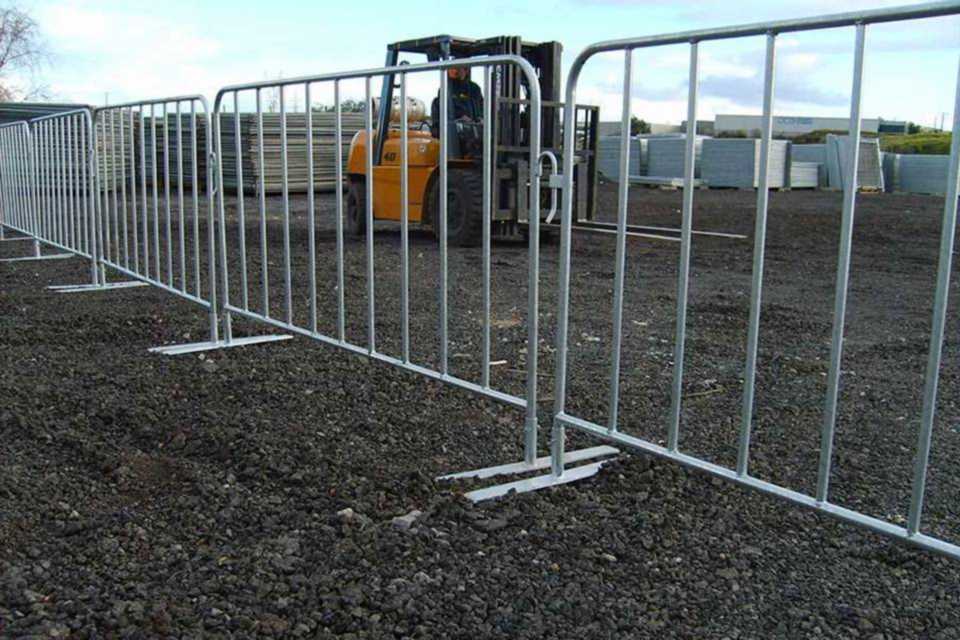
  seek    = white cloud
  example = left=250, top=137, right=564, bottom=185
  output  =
left=39, top=1, right=224, bottom=104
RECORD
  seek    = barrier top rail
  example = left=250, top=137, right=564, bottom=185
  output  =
left=29, top=108, right=93, bottom=124
left=92, top=96, right=210, bottom=113
left=212, top=54, right=540, bottom=105
left=572, top=1, right=960, bottom=58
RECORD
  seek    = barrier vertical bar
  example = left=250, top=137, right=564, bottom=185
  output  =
left=118, top=110, right=128, bottom=266
left=365, top=76, right=376, bottom=353
left=817, top=23, right=867, bottom=503
left=60, top=117, right=67, bottom=248
left=216, top=95, right=236, bottom=345
left=45, top=122, right=52, bottom=243
left=191, top=100, right=200, bottom=296
left=129, top=109, right=139, bottom=273
left=42, top=122, right=49, bottom=241
left=280, top=86, right=293, bottom=324
left=177, top=101, right=186, bottom=291
left=73, top=115, right=81, bottom=251
left=481, top=66, right=492, bottom=387
left=607, top=48, right=633, bottom=432
left=667, top=41, right=701, bottom=453
left=82, top=113, right=97, bottom=282
left=234, top=93, right=249, bottom=310
left=907, top=56, right=960, bottom=536
left=204, top=98, right=219, bottom=343
left=140, top=109, right=149, bottom=278
left=66, top=116, right=75, bottom=250
left=400, top=72, right=411, bottom=364
left=163, top=104, right=173, bottom=285
left=737, top=32, right=778, bottom=476
left=524, top=63, right=543, bottom=467
left=110, top=110, right=120, bottom=263
left=334, top=80, right=346, bottom=342
left=257, top=88, right=270, bottom=318
left=306, top=82, right=318, bottom=333
left=439, top=69, right=449, bottom=374
left=151, top=104, right=160, bottom=279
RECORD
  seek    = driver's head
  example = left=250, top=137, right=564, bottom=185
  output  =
left=447, top=66, right=469, bottom=81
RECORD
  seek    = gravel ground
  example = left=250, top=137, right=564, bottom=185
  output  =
left=2, top=183, right=959, bottom=638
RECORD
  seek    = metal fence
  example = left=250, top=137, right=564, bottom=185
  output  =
left=0, top=112, right=98, bottom=279
left=211, top=55, right=613, bottom=487
left=77, top=97, right=227, bottom=351
left=539, top=1, right=960, bottom=560
left=1, top=1, right=958, bottom=561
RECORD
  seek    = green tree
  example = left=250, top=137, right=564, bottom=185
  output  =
left=630, top=117, right=651, bottom=135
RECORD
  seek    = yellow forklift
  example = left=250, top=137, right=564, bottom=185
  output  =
left=345, top=35, right=599, bottom=246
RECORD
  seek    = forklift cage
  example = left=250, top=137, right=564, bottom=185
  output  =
left=545, top=1, right=960, bottom=559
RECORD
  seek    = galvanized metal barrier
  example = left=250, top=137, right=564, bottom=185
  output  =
left=0, top=112, right=96, bottom=272
left=527, top=1, right=960, bottom=560
left=211, top=55, right=614, bottom=490
left=49, top=96, right=276, bottom=353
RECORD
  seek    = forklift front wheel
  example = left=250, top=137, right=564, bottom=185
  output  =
left=346, top=179, right=366, bottom=237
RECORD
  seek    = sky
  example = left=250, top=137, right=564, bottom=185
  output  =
left=12, top=0, right=960, bottom=129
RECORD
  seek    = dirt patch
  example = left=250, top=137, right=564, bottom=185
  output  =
left=1, top=184, right=959, bottom=637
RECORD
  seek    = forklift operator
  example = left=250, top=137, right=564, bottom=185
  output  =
left=431, top=66, right=484, bottom=158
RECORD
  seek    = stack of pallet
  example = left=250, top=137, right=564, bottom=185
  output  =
left=219, top=112, right=366, bottom=193
left=140, top=115, right=167, bottom=186
left=95, top=114, right=135, bottom=192
left=164, top=113, right=208, bottom=189
left=700, top=138, right=789, bottom=188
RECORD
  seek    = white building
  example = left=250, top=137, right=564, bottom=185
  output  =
left=714, top=114, right=906, bottom=137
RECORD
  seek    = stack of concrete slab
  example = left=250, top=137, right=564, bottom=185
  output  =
left=220, top=112, right=366, bottom=194
left=882, top=153, right=950, bottom=195
left=700, top=138, right=789, bottom=188
left=597, top=136, right=646, bottom=182
left=646, top=136, right=707, bottom=179
left=791, top=143, right=828, bottom=187
left=825, top=134, right=884, bottom=191
left=789, top=162, right=820, bottom=189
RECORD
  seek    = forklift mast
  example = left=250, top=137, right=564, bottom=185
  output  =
left=374, top=34, right=597, bottom=224
left=374, top=35, right=562, bottom=165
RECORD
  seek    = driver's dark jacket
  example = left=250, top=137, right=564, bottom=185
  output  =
left=431, top=77, right=484, bottom=125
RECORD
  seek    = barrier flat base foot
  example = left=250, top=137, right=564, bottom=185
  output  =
left=463, top=460, right=611, bottom=503
left=148, top=333, right=293, bottom=356
left=48, top=281, right=148, bottom=293
left=0, top=237, right=34, bottom=243
left=0, top=253, right=73, bottom=263
left=437, top=445, right=619, bottom=482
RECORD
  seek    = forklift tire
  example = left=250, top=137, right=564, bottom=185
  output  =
left=346, top=178, right=366, bottom=237
left=427, top=168, right=483, bottom=247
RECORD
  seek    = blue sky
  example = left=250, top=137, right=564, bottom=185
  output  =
left=17, top=0, right=960, bottom=128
